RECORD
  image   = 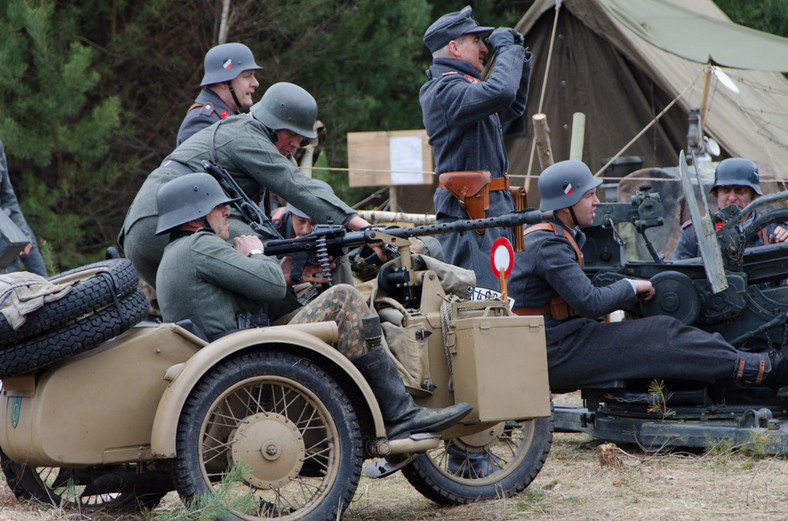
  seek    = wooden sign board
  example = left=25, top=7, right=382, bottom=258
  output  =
left=347, top=129, right=433, bottom=187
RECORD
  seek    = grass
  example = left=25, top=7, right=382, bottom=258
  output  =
left=0, top=433, right=787, bottom=521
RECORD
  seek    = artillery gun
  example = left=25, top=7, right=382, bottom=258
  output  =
left=554, top=150, right=788, bottom=453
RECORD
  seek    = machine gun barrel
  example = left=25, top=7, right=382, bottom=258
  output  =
left=263, top=209, right=554, bottom=259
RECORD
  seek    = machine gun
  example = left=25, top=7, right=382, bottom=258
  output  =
left=200, top=158, right=553, bottom=305
left=264, top=211, right=552, bottom=306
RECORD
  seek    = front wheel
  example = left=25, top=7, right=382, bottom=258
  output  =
left=402, top=415, right=553, bottom=505
left=172, top=350, right=363, bottom=521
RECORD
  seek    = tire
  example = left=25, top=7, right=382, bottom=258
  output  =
left=0, top=259, right=139, bottom=346
left=0, top=288, right=148, bottom=378
left=172, top=350, right=363, bottom=521
left=402, top=414, right=553, bottom=505
left=0, top=448, right=166, bottom=513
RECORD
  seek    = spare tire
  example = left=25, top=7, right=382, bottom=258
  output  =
left=0, top=288, right=148, bottom=378
left=0, top=259, right=139, bottom=346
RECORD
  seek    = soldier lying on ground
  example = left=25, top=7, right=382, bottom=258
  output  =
left=153, top=173, right=472, bottom=440
left=509, top=160, right=788, bottom=392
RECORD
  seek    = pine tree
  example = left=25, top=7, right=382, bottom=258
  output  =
left=0, top=0, right=120, bottom=269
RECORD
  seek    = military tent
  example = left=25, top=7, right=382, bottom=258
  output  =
left=508, top=0, right=788, bottom=195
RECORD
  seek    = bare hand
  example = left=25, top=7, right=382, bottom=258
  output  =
left=633, top=279, right=655, bottom=301
left=280, top=256, right=334, bottom=285
left=233, top=235, right=265, bottom=257
left=19, top=243, right=32, bottom=257
left=771, top=225, right=788, bottom=244
left=346, top=215, right=386, bottom=261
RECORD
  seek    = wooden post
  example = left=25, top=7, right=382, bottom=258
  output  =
left=570, top=112, right=586, bottom=161
left=532, top=113, right=554, bottom=171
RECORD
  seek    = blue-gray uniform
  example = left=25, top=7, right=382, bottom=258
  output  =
left=420, top=46, right=531, bottom=290
left=176, top=89, right=235, bottom=146
left=509, top=220, right=761, bottom=390
left=673, top=211, right=774, bottom=260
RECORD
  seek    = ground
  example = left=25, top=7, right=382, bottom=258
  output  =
left=1, top=431, right=787, bottom=521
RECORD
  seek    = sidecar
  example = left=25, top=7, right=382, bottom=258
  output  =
left=553, top=151, right=788, bottom=454
left=0, top=243, right=553, bottom=520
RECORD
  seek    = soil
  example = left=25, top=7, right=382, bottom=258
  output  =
left=1, top=430, right=787, bottom=521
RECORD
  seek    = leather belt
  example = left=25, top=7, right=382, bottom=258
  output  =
left=512, top=304, right=550, bottom=316
left=438, top=174, right=509, bottom=192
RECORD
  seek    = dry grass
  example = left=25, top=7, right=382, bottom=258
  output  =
left=1, top=433, right=787, bottom=521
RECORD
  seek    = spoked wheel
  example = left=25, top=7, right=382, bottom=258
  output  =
left=173, top=350, right=363, bottom=521
left=401, top=415, right=553, bottom=505
left=0, top=449, right=167, bottom=512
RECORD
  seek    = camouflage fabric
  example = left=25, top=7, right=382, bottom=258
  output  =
left=289, top=284, right=370, bottom=359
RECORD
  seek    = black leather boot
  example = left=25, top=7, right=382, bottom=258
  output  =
left=353, top=348, right=472, bottom=439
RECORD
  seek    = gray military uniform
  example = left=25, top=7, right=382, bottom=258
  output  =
left=673, top=211, right=773, bottom=260
left=120, top=115, right=355, bottom=287
left=157, top=229, right=287, bottom=338
left=509, top=221, right=743, bottom=390
left=176, top=88, right=234, bottom=146
left=419, top=45, right=531, bottom=290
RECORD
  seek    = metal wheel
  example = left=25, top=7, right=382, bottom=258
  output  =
left=173, top=350, right=362, bottom=521
left=0, top=449, right=166, bottom=513
left=402, top=415, right=553, bottom=505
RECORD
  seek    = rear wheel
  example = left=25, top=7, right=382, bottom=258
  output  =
left=172, top=350, right=363, bottom=521
left=0, top=449, right=166, bottom=512
left=402, top=415, right=553, bottom=505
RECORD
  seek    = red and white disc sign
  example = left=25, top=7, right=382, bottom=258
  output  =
left=490, top=237, right=514, bottom=278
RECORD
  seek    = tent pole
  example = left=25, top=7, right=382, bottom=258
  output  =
left=699, top=65, right=712, bottom=133
left=525, top=0, right=563, bottom=193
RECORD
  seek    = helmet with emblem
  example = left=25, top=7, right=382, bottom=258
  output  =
left=538, top=160, right=602, bottom=212
left=710, top=158, right=762, bottom=196
left=155, top=173, right=240, bottom=235
left=250, top=82, right=318, bottom=139
left=200, top=43, right=262, bottom=87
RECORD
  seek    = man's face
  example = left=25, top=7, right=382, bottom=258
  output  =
left=716, top=185, right=755, bottom=210
left=453, top=34, right=488, bottom=73
left=569, top=188, right=599, bottom=227
left=291, top=214, right=316, bottom=237
left=228, top=70, right=260, bottom=109
left=205, top=204, right=231, bottom=240
left=273, top=129, right=306, bottom=157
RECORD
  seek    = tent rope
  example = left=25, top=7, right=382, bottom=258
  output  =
left=525, top=0, right=563, bottom=192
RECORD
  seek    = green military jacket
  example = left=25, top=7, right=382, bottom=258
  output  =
left=156, top=229, right=288, bottom=338
left=123, top=115, right=354, bottom=238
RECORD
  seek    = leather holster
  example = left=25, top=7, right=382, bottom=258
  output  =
left=439, top=171, right=492, bottom=234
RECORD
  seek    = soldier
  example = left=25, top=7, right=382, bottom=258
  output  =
left=0, top=139, right=48, bottom=277
left=176, top=43, right=261, bottom=146
left=674, top=158, right=788, bottom=260
left=420, top=6, right=531, bottom=290
left=120, top=82, right=381, bottom=288
left=154, top=173, right=472, bottom=439
left=271, top=179, right=330, bottom=239
left=509, top=160, right=788, bottom=391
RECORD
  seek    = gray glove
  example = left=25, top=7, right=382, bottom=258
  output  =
left=486, top=27, right=515, bottom=53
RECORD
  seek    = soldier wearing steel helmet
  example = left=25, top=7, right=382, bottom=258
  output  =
left=154, top=173, right=472, bottom=440
left=508, top=160, right=788, bottom=391
left=120, top=82, right=380, bottom=288
left=674, top=158, right=788, bottom=260
left=176, top=43, right=262, bottom=146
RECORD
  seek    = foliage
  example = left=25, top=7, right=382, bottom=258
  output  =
left=0, top=0, right=784, bottom=269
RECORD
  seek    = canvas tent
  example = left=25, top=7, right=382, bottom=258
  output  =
left=508, top=0, right=788, bottom=197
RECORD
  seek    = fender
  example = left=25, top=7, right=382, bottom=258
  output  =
left=150, top=321, right=385, bottom=457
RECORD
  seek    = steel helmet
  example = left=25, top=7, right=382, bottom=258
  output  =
left=155, top=173, right=239, bottom=235
left=200, top=43, right=262, bottom=87
left=538, top=160, right=602, bottom=212
left=250, top=82, right=318, bottom=139
left=711, top=158, right=762, bottom=196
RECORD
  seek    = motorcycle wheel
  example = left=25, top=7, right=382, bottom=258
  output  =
left=401, top=415, right=553, bottom=505
left=172, top=350, right=363, bottom=521
left=0, top=449, right=166, bottom=512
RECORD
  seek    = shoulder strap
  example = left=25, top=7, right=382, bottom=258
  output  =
left=523, top=223, right=583, bottom=267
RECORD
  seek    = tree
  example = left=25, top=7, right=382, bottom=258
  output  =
left=0, top=0, right=121, bottom=268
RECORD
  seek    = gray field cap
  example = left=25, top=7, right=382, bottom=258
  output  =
left=423, top=6, right=493, bottom=53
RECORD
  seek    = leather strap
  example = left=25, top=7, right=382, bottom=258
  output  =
left=523, top=223, right=583, bottom=267
left=489, top=175, right=509, bottom=191
left=512, top=304, right=550, bottom=315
